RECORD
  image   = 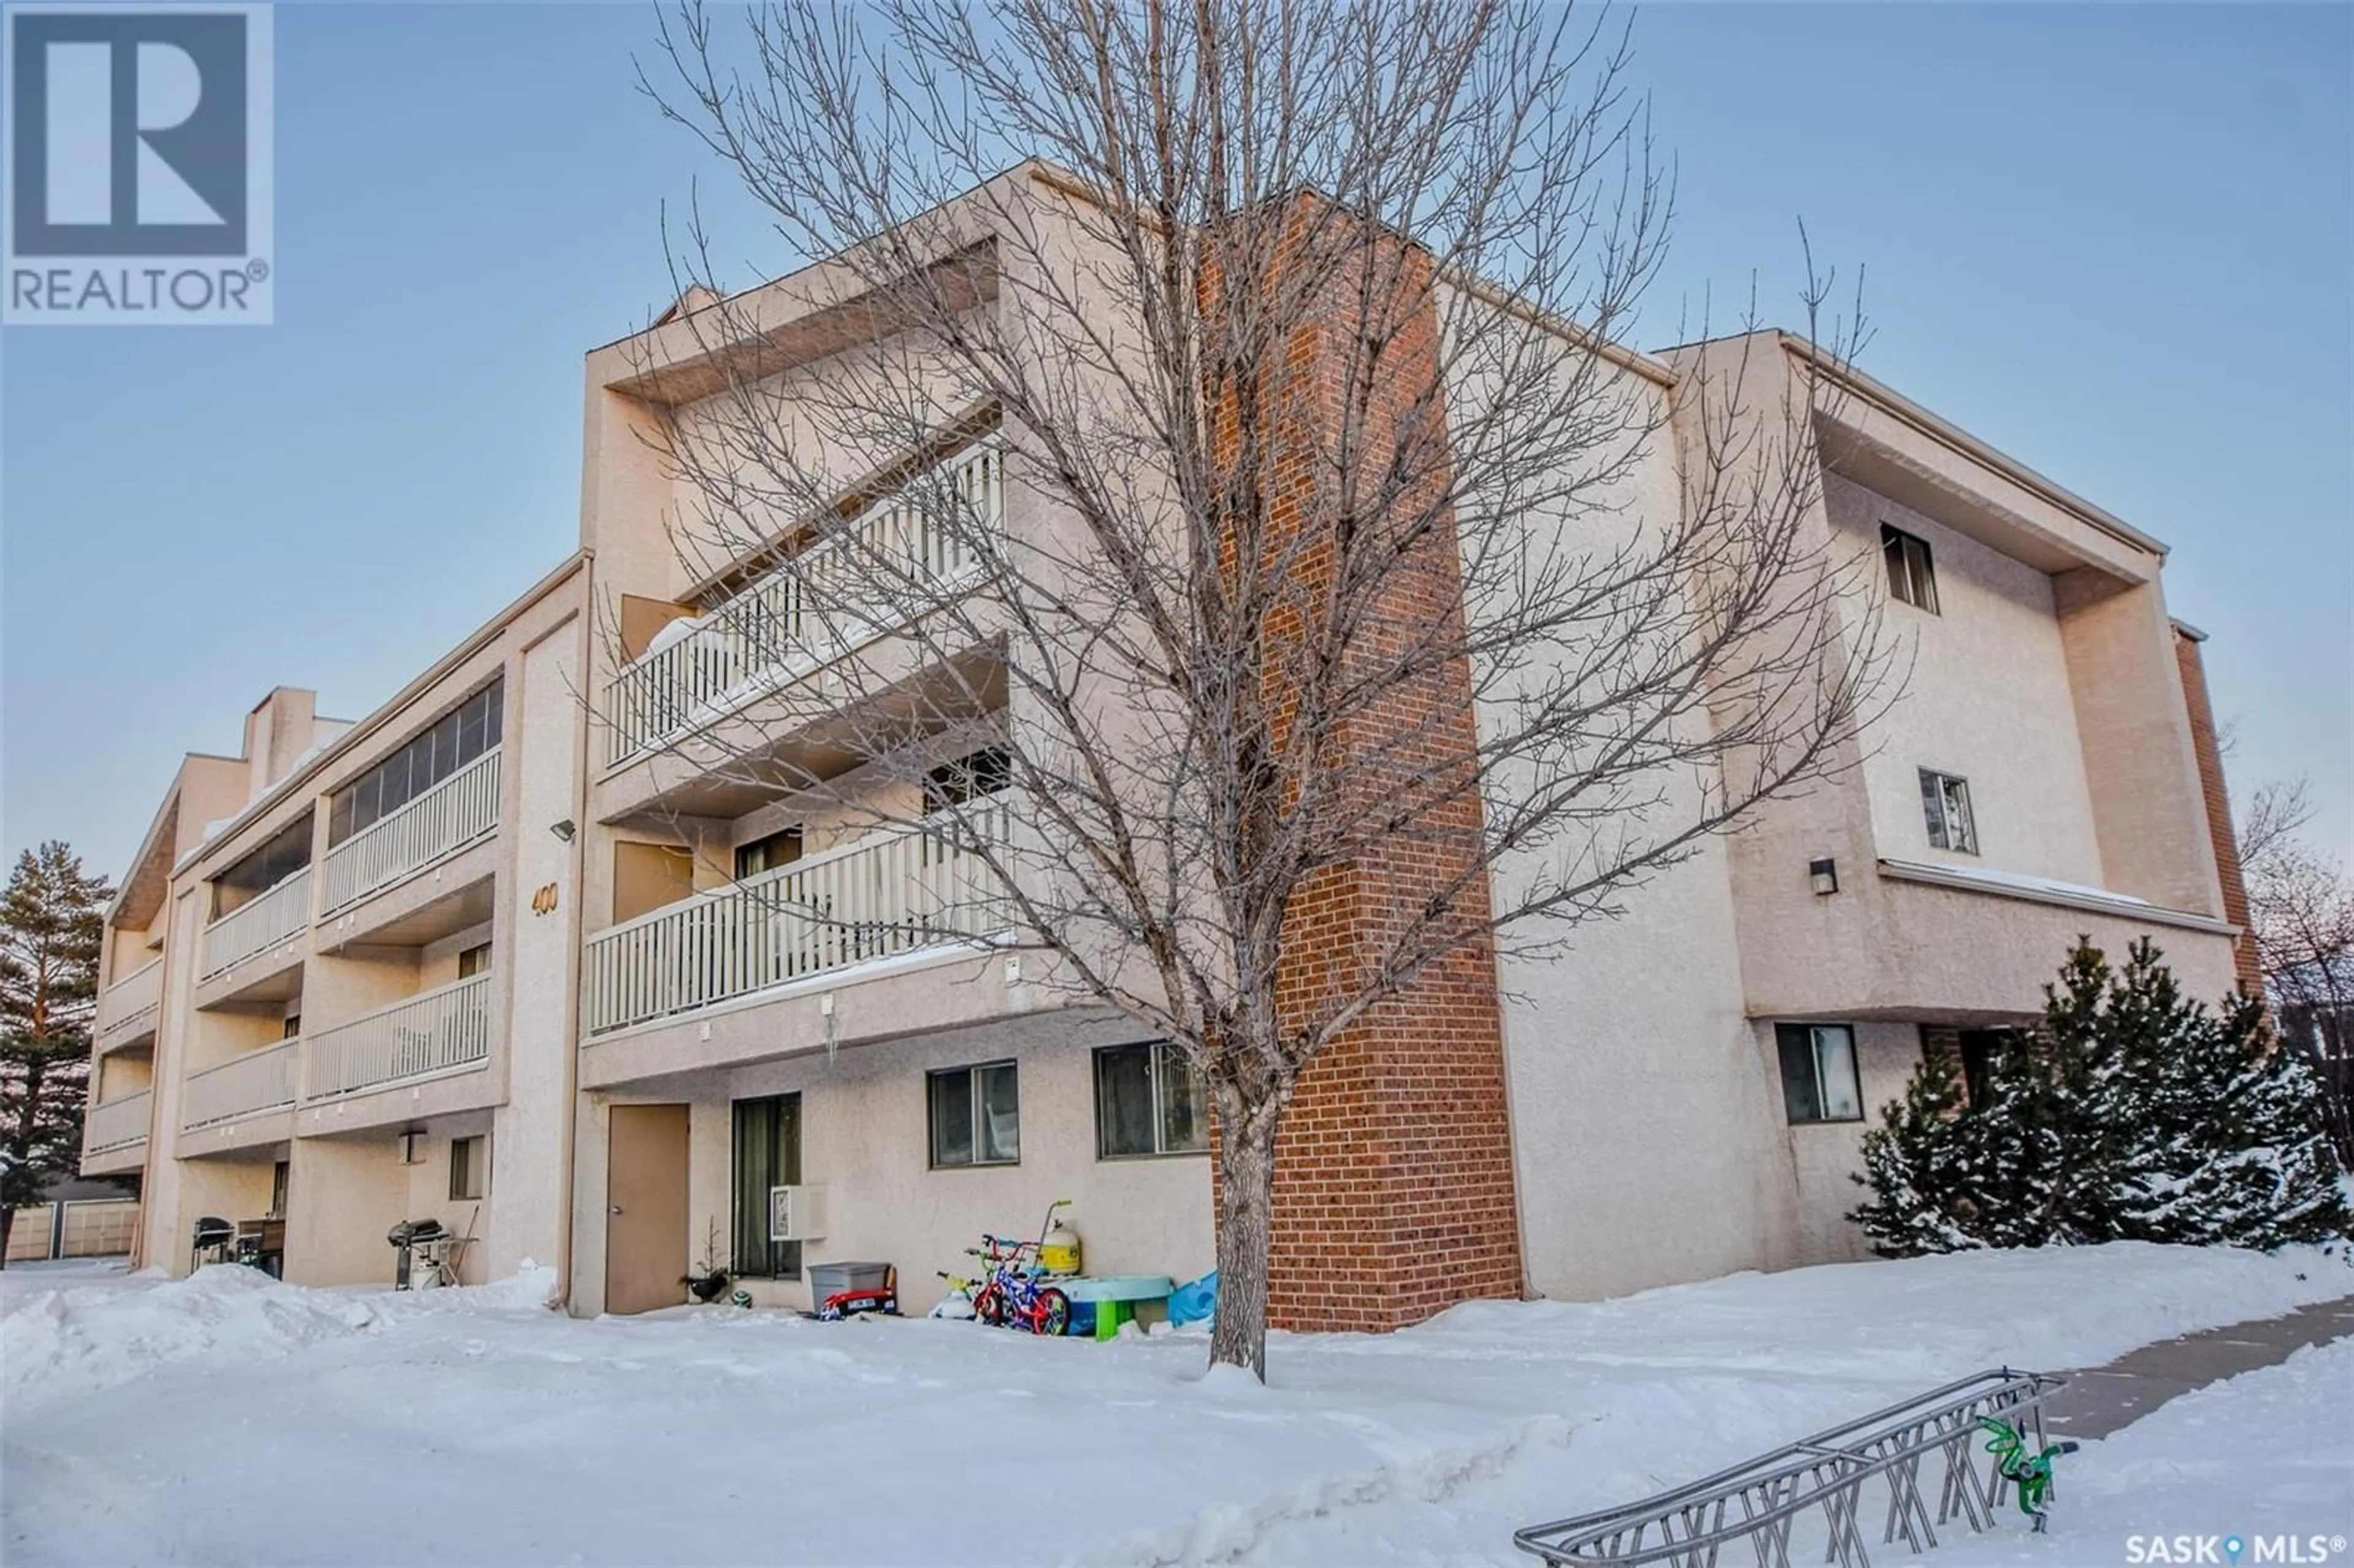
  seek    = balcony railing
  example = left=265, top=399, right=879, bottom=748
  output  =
left=85, top=1090, right=152, bottom=1154
left=319, top=747, right=502, bottom=918
left=97, top=957, right=164, bottom=1046
left=584, top=811, right=1010, bottom=1036
left=604, top=443, right=1002, bottom=764
left=200, top=869, right=311, bottom=981
left=183, top=1041, right=299, bottom=1129
left=304, top=971, right=495, bottom=1100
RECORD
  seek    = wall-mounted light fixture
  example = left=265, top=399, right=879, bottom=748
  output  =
left=549, top=819, right=576, bottom=843
left=1808, top=857, right=1839, bottom=896
left=396, top=1130, right=426, bottom=1164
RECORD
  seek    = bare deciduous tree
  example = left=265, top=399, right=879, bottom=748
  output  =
left=2241, top=778, right=2354, bottom=1166
left=611, top=0, right=1899, bottom=1375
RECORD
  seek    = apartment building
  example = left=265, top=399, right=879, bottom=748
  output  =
left=86, top=166, right=2251, bottom=1328
left=86, top=565, right=590, bottom=1287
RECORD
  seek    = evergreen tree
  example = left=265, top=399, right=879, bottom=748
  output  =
left=2119, top=981, right=2352, bottom=1247
left=2034, top=937, right=2161, bottom=1244
left=1852, top=935, right=2353, bottom=1257
left=0, top=842, right=112, bottom=1266
left=1853, top=1035, right=2057, bottom=1254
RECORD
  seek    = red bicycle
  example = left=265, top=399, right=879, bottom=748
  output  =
left=969, top=1200, right=1072, bottom=1336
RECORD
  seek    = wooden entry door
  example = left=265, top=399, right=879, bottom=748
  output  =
left=605, top=1103, right=689, bottom=1315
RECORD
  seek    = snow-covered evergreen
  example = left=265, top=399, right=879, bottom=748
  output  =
left=1853, top=937, right=2353, bottom=1257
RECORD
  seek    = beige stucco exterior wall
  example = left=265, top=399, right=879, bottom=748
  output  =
left=486, top=617, right=588, bottom=1280
left=1824, top=473, right=2106, bottom=886
left=569, top=1019, right=1215, bottom=1319
left=2054, top=571, right=2225, bottom=917
left=1772, top=1019, right=1925, bottom=1263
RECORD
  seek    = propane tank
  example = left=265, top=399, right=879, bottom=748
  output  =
left=1040, top=1214, right=1083, bottom=1277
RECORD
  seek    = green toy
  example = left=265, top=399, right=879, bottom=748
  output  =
left=1975, top=1416, right=2079, bottom=1532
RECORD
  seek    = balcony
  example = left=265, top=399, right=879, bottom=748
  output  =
left=183, top=1041, right=299, bottom=1130
left=96, top=958, right=163, bottom=1051
left=603, top=443, right=1002, bottom=766
left=84, top=1090, right=152, bottom=1155
left=303, top=971, right=494, bottom=1101
left=318, top=747, right=501, bottom=918
left=200, top=869, right=311, bottom=983
left=583, top=814, right=1008, bottom=1037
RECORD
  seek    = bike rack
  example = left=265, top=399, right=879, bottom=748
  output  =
left=1514, top=1368, right=2070, bottom=1568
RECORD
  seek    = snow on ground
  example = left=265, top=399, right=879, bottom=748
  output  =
left=1930, top=1338, right=2354, bottom=1568
left=1, top=1243, right=2346, bottom=1567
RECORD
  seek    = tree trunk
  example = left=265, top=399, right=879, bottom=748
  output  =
left=0, top=1205, right=15, bottom=1270
left=1208, top=1085, right=1281, bottom=1379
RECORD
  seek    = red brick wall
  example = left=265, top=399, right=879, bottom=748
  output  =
left=2172, top=626, right=2261, bottom=994
left=1211, top=197, right=1525, bottom=1332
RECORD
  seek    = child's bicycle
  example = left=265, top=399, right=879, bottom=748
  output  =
left=969, top=1200, right=1073, bottom=1336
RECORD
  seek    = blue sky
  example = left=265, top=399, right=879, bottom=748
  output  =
left=4, top=2, right=2348, bottom=885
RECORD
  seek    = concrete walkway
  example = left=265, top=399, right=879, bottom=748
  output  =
left=2043, top=1293, right=2354, bottom=1441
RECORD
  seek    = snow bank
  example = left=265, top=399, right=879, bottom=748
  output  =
left=1406, top=1239, right=2354, bottom=1380
left=1, top=1262, right=558, bottom=1413
left=2, top=1265, right=383, bottom=1410
left=3, top=1243, right=2345, bottom=1568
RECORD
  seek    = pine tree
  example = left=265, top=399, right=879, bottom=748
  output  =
left=1853, top=1028, right=2062, bottom=1255
left=0, top=842, right=112, bottom=1266
left=2119, top=976, right=2352, bottom=1247
left=1852, top=935, right=2353, bottom=1257
left=2034, top=937, right=2157, bottom=1244
left=1852, top=1038, right=1981, bottom=1254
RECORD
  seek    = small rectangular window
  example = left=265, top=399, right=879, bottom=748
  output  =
left=457, top=942, right=492, bottom=979
left=1776, top=1023, right=1863, bottom=1124
left=1095, top=1042, right=1210, bottom=1158
left=734, top=827, right=804, bottom=881
left=1881, top=524, right=1940, bottom=613
left=270, top=1160, right=290, bottom=1218
left=1918, top=769, right=1979, bottom=855
left=449, top=1135, right=487, bottom=1201
left=929, top=1060, right=1019, bottom=1167
left=923, top=747, right=1013, bottom=813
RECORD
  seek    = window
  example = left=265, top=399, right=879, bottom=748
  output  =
left=212, top=815, right=313, bottom=916
left=731, top=1095, right=801, bottom=1278
left=929, top=1060, right=1019, bottom=1166
left=327, top=679, right=503, bottom=847
left=1095, top=1042, right=1210, bottom=1158
left=1776, top=1023, right=1863, bottom=1124
left=448, top=1135, right=488, bottom=1201
left=270, top=1160, right=289, bottom=1219
left=281, top=1013, right=301, bottom=1040
left=1881, top=524, right=1940, bottom=613
left=734, top=827, right=804, bottom=881
left=457, top=942, right=492, bottom=979
left=1918, top=769, right=1979, bottom=855
left=923, top=747, right=1013, bottom=814
left=1957, top=1029, right=2011, bottom=1108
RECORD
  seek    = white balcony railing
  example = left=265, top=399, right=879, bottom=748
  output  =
left=97, top=957, right=164, bottom=1045
left=303, top=971, right=495, bottom=1100
left=584, top=811, right=1010, bottom=1036
left=182, top=1041, right=299, bottom=1129
left=319, top=747, right=502, bottom=917
left=200, top=869, right=311, bottom=981
left=85, top=1090, right=152, bottom=1154
left=604, top=443, right=1002, bottom=764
